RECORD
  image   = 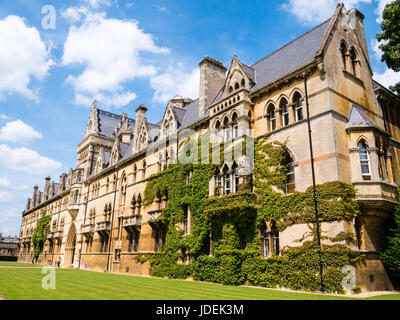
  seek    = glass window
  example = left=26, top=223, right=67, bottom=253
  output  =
left=225, top=173, right=231, bottom=195
left=286, top=161, right=295, bottom=194
left=358, top=141, right=370, bottom=176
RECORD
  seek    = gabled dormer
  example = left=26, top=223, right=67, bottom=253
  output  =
left=223, top=55, right=254, bottom=98
left=95, top=147, right=106, bottom=174
left=110, top=138, right=121, bottom=167
left=160, top=103, right=179, bottom=138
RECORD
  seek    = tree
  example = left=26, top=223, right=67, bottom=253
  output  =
left=381, top=191, right=400, bottom=279
left=376, top=0, right=400, bottom=95
left=32, top=212, right=50, bottom=258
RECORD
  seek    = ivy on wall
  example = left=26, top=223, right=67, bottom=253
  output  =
left=136, top=138, right=361, bottom=293
left=32, top=212, right=50, bottom=258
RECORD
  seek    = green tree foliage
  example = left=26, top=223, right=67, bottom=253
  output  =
left=376, top=0, right=400, bottom=95
left=381, top=189, right=400, bottom=278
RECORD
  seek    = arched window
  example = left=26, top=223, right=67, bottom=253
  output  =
left=293, top=92, right=303, bottom=121
left=232, top=113, right=239, bottom=139
left=280, top=98, right=289, bottom=127
left=267, top=104, right=276, bottom=132
left=216, top=171, right=222, bottom=196
left=133, top=165, right=137, bottom=183
left=158, top=153, right=162, bottom=172
left=358, top=140, right=370, bottom=178
left=340, top=42, right=348, bottom=70
left=241, top=78, right=245, bottom=87
left=286, top=158, right=295, bottom=194
left=223, top=117, right=230, bottom=142
left=350, top=47, right=358, bottom=76
left=272, top=225, right=279, bottom=255
left=229, top=86, right=233, bottom=93
left=223, top=165, right=231, bottom=195
left=215, top=121, right=223, bottom=143
left=105, top=177, right=109, bottom=193
left=142, top=160, right=146, bottom=179
left=234, top=82, right=239, bottom=90
left=261, top=226, right=271, bottom=258
left=120, top=175, right=127, bottom=205
left=74, top=190, right=79, bottom=204
left=131, top=195, right=137, bottom=215
left=233, top=166, right=240, bottom=193
left=136, top=194, right=142, bottom=216
left=164, top=150, right=169, bottom=168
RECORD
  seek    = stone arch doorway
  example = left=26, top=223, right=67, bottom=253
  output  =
left=65, top=223, right=77, bottom=267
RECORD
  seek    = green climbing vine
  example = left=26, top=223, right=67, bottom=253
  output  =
left=136, top=138, right=362, bottom=293
left=32, top=211, right=50, bottom=258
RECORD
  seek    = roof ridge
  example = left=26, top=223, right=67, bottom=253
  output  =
left=250, top=18, right=331, bottom=68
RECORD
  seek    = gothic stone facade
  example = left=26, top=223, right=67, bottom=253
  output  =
left=17, top=4, right=400, bottom=291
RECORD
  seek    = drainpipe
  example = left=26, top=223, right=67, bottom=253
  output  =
left=304, top=74, right=325, bottom=293
left=106, top=168, right=119, bottom=272
left=78, top=185, right=89, bottom=269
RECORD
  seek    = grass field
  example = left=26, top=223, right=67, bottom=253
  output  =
left=0, top=265, right=399, bottom=300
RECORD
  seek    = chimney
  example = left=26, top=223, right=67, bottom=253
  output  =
left=348, top=8, right=369, bottom=65
left=198, top=56, right=227, bottom=117
left=32, top=185, right=38, bottom=207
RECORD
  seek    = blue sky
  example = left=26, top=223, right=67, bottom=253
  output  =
left=0, top=0, right=398, bottom=236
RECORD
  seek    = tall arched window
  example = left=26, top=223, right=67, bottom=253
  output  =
left=120, top=175, right=127, bottom=205
left=215, top=121, right=223, bottom=143
left=223, top=117, right=230, bottom=142
left=340, top=41, right=348, bottom=70
left=293, top=92, right=303, bottom=121
left=131, top=195, right=137, bottom=215
left=223, top=165, right=231, bottom=195
left=280, top=98, right=289, bottom=127
left=350, top=47, right=358, bottom=76
left=133, top=165, right=137, bottom=183
left=267, top=104, right=276, bottom=132
left=157, top=153, right=162, bottom=172
left=272, top=225, right=280, bottom=255
left=241, top=78, right=245, bottom=87
left=232, top=113, right=239, bottom=139
left=286, top=158, right=295, bottom=194
left=234, top=82, right=239, bottom=90
left=358, top=140, right=370, bottom=178
left=142, top=160, right=146, bottom=179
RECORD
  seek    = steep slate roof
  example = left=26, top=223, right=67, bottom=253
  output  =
left=250, top=19, right=331, bottom=92
left=98, top=110, right=135, bottom=138
left=179, top=99, right=204, bottom=129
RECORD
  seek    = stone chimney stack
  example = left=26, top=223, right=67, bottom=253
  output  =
left=348, top=8, right=369, bottom=65
left=32, top=185, right=38, bottom=208
left=198, top=55, right=227, bottom=117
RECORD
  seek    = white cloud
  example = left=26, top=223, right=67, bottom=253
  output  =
left=75, top=91, right=137, bottom=108
left=374, top=68, right=400, bottom=89
left=281, top=0, right=372, bottom=25
left=0, top=144, right=62, bottom=175
left=84, top=0, right=111, bottom=8
left=0, top=114, right=7, bottom=119
left=0, top=191, right=11, bottom=203
left=61, top=7, right=89, bottom=24
left=375, top=0, right=394, bottom=23
left=0, top=177, right=11, bottom=188
left=62, top=11, right=170, bottom=108
left=150, top=68, right=200, bottom=103
left=0, top=119, right=42, bottom=144
left=0, top=15, right=54, bottom=100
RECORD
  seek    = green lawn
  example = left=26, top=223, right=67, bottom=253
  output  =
left=0, top=266, right=399, bottom=300
left=0, top=261, right=44, bottom=267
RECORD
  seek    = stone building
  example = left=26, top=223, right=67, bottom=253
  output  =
left=17, top=4, right=400, bottom=292
left=0, top=233, right=18, bottom=257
